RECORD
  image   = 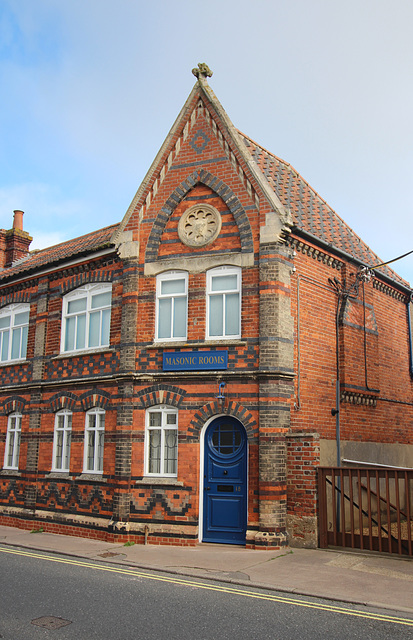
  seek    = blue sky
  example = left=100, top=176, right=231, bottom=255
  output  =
left=1, top=0, right=413, bottom=284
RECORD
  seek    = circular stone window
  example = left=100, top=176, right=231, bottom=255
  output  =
left=178, top=203, right=222, bottom=248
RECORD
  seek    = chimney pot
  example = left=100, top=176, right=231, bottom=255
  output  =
left=13, top=210, right=24, bottom=231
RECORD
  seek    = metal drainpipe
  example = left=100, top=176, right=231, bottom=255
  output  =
left=333, top=293, right=342, bottom=533
left=408, top=295, right=413, bottom=377
left=334, top=294, right=341, bottom=468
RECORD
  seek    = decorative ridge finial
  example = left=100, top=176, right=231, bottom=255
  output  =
left=192, top=63, right=213, bottom=80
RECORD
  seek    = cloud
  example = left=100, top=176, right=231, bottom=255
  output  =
left=29, top=231, right=66, bottom=251
left=0, top=0, right=412, bottom=288
left=0, top=182, right=94, bottom=245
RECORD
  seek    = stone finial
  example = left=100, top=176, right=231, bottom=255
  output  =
left=192, top=63, right=213, bottom=80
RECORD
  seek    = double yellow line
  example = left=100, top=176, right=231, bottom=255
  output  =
left=1, top=546, right=412, bottom=627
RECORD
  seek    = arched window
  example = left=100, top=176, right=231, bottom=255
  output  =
left=61, top=283, right=112, bottom=353
left=145, top=405, right=178, bottom=477
left=206, top=266, right=241, bottom=339
left=52, top=410, right=72, bottom=472
left=3, top=412, right=22, bottom=470
left=0, top=304, right=29, bottom=362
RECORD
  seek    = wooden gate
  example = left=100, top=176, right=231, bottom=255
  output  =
left=318, top=467, right=413, bottom=556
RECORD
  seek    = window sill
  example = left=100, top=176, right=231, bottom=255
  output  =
left=46, top=472, right=72, bottom=479
left=76, top=473, right=107, bottom=482
left=53, top=346, right=115, bottom=360
left=0, top=358, right=27, bottom=368
left=0, top=469, right=21, bottom=476
left=135, top=477, right=183, bottom=486
left=147, top=339, right=246, bottom=349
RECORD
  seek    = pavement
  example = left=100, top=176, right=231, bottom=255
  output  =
left=1, top=524, right=413, bottom=615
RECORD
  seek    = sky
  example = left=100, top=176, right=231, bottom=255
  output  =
left=1, top=0, right=413, bottom=285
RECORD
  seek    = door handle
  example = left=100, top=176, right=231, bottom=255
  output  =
left=205, top=486, right=210, bottom=490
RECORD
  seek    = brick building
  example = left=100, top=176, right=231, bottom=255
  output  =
left=0, top=65, right=412, bottom=549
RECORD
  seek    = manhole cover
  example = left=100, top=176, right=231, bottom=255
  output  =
left=98, top=551, right=120, bottom=558
left=31, top=616, right=72, bottom=630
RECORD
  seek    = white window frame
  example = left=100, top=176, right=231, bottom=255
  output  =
left=52, top=410, right=72, bottom=472
left=3, top=412, right=22, bottom=470
left=155, top=271, right=188, bottom=342
left=206, top=266, right=241, bottom=339
left=83, top=408, right=105, bottom=474
left=61, top=283, right=112, bottom=354
left=145, top=405, right=178, bottom=477
left=0, top=303, right=30, bottom=363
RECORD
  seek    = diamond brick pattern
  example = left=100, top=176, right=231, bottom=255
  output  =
left=189, top=130, right=210, bottom=154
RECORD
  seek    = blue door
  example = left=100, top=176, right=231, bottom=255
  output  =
left=203, top=417, right=247, bottom=544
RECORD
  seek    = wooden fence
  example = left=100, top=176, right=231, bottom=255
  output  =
left=318, top=467, right=413, bottom=556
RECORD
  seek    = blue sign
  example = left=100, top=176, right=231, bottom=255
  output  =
left=163, top=350, right=228, bottom=371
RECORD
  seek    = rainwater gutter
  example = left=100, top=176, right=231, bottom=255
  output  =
left=293, top=227, right=412, bottom=294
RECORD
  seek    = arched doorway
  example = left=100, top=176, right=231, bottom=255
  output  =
left=202, top=416, right=247, bottom=544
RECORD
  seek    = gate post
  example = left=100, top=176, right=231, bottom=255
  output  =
left=318, top=467, right=328, bottom=548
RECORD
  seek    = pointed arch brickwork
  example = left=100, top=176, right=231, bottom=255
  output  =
left=188, top=400, right=257, bottom=442
left=2, top=397, right=27, bottom=415
left=145, top=169, right=254, bottom=263
left=0, top=291, right=32, bottom=308
left=48, top=391, right=79, bottom=413
left=136, top=384, right=187, bottom=409
left=60, top=270, right=113, bottom=296
left=79, top=389, right=111, bottom=411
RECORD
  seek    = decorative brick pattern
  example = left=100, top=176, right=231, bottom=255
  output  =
left=2, top=397, right=26, bottom=415
left=130, top=487, right=192, bottom=518
left=0, top=363, right=32, bottom=386
left=188, top=400, right=257, bottom=441
left=35, top=479, right=114, bottom=516
left=0, top=290, right=32, bottom=307
left=59, top=269, right=113, bottom=296
left=48, top=392, right=79, bottom=413
left=145, top=169, right=253, bottom=262
left=136, top=384, right=187, bottom=409
left=373, top=279, right=409, bottom=300
left=288, top=237, right=343, bottom=272
left=45, top=351, right=120, bottom=381
left=189, top=130, right=210, bottom=154
left=0, top=477, right=25, bottom=507
left=79, top=390, right=111, bottom=411
left=341, top=391, right=378, bottom=406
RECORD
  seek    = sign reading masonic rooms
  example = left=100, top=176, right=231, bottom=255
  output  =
left=163, top=351, right=228, bottom=371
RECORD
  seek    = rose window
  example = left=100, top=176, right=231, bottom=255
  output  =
left=178, top=204, right=222, bottom=248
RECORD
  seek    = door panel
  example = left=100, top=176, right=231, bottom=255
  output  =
left=203, top=417, right=247, bottom=544
left=208, top=496, right=244, bottom=529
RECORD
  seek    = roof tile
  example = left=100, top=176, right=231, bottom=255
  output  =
left=239, top=131, right=408, bottom=287
left=0, top=223, right=119, bottom=281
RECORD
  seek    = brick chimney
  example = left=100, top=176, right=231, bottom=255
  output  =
left=0, top=211, right=33, bottom=268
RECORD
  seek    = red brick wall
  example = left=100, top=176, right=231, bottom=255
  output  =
left=289, top=239, right=413, bottom=447
left=287, top=432, right=320, bottom=546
